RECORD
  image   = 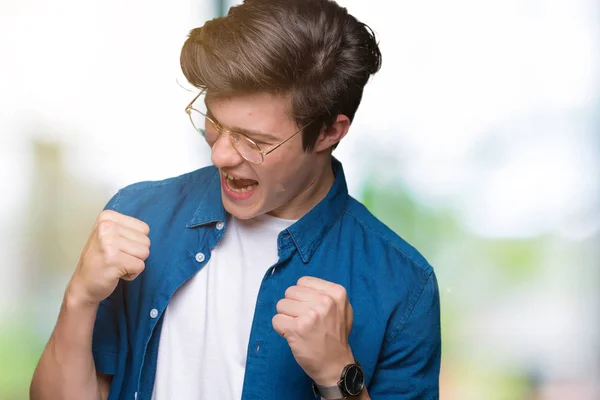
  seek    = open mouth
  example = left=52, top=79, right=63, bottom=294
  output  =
left=222, top=171, right=258, bottom=193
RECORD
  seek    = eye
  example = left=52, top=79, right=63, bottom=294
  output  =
left=251, top=139, right=270, bottom=147
left=203, top=126, right=219, bottom=141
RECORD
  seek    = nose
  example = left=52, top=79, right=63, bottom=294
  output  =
left=211, top=132, right=245, bottom=169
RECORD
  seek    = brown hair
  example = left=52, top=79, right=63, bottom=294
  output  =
left=180, top=0, right=382, bottom=151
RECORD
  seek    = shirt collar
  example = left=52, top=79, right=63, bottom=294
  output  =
left=187, top=158, right=349, bottom=263
left=286, top=158, right=349, bottom=263
left=186, top=169, right=227, bottom=228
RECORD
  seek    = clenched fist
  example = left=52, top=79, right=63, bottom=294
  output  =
left=67, top=210, right=151, bottom=306
left=272, top=277, right=355, bottom=387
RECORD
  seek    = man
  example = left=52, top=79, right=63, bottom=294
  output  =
left=30, top=0, right=441, bottom=399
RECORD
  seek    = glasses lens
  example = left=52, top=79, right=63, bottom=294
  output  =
left=188, top=109, right=205, bottom=135
left=187, top=92, right=263, bottom=163
left=190, top=110, right=219, bottom=143
left=188, top=94, right=220, bottom=145
left=230, top=133, right=264, bottom=164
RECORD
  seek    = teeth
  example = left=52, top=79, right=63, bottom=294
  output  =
left=222, top=171, right=257, bottom=193
left=224, top=172, right=248, bottom=181
left=226, top=180, right=257, bottom=193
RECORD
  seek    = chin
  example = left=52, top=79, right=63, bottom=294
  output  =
left=222, top=196, right=262, bottom=220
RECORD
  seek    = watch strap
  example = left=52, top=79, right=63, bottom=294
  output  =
left=312, top=382, right=345, bottom=399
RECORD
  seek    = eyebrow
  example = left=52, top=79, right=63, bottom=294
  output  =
left=205, top=106, right=280, bottom=143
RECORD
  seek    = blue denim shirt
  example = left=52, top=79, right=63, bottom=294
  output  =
left=93, top=160, right=441, bottom=400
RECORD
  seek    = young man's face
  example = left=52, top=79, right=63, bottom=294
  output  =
left=205, top=92, right=326, bottom=220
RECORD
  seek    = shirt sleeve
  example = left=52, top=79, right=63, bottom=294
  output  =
left=91, top=190, right=123, bottom=376
left=92, top=288, right=122, bottom=375
left=368, top=271, right=442, bottom=399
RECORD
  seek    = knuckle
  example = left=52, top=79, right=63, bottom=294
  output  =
left=103, top=247, right=120, bottom=266
left=275, top=299, right=284, bottom=312
left=316, top=303, right=330, bottom=317
left=140, top=221, right=150, bottom=234
left=306, top=308, right=319, bottom=322
left=97, top=220, right=116, bottom=238
left=298, top=314, right=316, bottom=331
left=320, top=294, right=334, bottom=308
left=140, top=246, right=151, bottom=260
left=297, top=276, right=308, bottom=286
left=332, top=284, right=347, bottom=301
left=297, top=322, right=309, bottom=333
left=98, top=209, right=116, bottom=221
left=131, top=259, right=146, bottom=273
left=284, top=286, right=295, bottom=298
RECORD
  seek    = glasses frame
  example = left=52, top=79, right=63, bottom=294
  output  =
left=185, top=90, right=312, bottom=165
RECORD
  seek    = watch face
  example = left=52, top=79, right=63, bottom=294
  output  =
left=343, top=364, right=365, bottom=396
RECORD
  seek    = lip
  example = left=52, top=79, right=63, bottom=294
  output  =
left=221, top=171, right=257, bottom=201
left=222, top=170, right=254, bottom=181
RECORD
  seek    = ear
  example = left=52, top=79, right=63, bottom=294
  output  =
left=313, top=114, right=351, bottom=153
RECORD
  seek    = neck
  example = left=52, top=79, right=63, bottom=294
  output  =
left=267, top=158, right=335, bottom=220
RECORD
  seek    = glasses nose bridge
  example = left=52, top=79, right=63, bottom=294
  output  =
left=213, top=126, right=240, bottom=147
left=212, top=126, right=235, bottom=149
left=211, top=130, right=245, bottom=168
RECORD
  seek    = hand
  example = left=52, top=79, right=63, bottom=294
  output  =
left=67, top=210, right=151, bottom=306
left=272, top=276, right=355, bottom=386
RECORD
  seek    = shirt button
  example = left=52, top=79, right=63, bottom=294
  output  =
left=150, top=308, right=158, bottom=319
left=216, top=221, right=225, bottom=230
left=195, top=252, right=206, bottom=263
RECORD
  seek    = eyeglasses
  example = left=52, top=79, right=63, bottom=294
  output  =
left=185, top=90, right=311, bottom=165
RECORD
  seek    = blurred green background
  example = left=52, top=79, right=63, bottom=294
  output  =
left=1, top=0, right=598, bottom=399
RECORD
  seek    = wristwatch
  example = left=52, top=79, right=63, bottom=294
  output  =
left=312, top=363, right=365, bottom=399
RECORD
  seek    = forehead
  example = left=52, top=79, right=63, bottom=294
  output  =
left=205, top=91, right=297, bottom=137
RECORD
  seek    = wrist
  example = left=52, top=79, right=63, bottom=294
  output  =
left=313, top=351, right=356, bottom=386
left=64, top=281, right=100, bottom=311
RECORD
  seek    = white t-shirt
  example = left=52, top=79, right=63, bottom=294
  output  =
left=151, top=213, right=295, bottom=400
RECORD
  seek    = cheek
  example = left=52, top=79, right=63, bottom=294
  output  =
left=256, top=164, right=293, bottom=197
left=259, top=166, right=289, bottom=193
left=272, top=167, right=310, bottom=197
left=274, top=183, right=287, bottom=194
left=258, top=148, right=311, bottom=197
